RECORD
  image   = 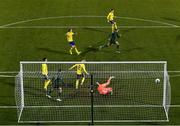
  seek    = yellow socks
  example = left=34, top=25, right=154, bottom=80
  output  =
left=76, top=79, right=79, bottom=89
left=75, top=47, right=81, bottom=55
left=69, top=47, right=73, bottom=55
left=69, top=47, right=81, bottom=55
left=81, top=77, right=85, bottom=85
left=44, top=80, right=51, bottom=90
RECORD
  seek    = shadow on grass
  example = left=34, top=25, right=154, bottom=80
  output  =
left=176, top=35, right=180, bottom=42
left=0, top=78, right=14, bottom=87
left=83, top=27, right=109, bottom=33
left=80, top=46, right=99, bottom=56
left=121, top=28, right=137, bottom=34
left=122, top=47, right=144, bottom=53
left=36, top=47, right=69, bottom=55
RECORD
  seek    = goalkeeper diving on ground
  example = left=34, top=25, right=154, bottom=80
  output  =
left=97, top=76, right=114, bottom=95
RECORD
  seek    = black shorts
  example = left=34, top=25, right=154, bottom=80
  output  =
left=77, top=74, right=85, bottom=79
left=109, top=20, right=115, bottom=24
left=109, top=39, right=116, bottom=45
left=52, top=78, right=63, bottom=89
left=43, top=75, right=49, bottom=80
left=53, top=83, right=61, bottom=89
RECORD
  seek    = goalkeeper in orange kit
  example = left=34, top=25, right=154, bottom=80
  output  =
left=96, top=76, right=114, bottom=95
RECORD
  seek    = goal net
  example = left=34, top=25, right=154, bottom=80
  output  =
left=15, top=61, right=171, bottom=123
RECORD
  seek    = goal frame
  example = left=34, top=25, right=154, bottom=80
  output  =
left=16, top=61, right=171, bottom=123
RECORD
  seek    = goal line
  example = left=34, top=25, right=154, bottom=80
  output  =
left=1, top=105, right=180, bottom=108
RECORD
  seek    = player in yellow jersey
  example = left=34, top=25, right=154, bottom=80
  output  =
left=66, top=28, right=81, bottom=55
left=42, top=58, right=51, bottom=98
left=112, top=21, right=118, bottom=33
left=69, top=60, right=89, bottom=89
left=107, top=9, right=115, bottom=24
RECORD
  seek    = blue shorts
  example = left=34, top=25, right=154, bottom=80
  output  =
left=77, top=74, right=85, bottom=79
left=109, top=20, right=115, bottom=24
left=69, top=41, right=75, bottom=46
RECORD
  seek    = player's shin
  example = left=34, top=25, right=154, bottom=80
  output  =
left=76, top=79, right=79, bottom=89
left=117, top=45, right=120, bottom=49
left=44, top=80, right=51, bottom=90
left=69, top=47, right=73, bottom=55
left=99, top=44, right=108, bottom=50
left=81, top=77, right=85, bottom=85
left=75, top=47, right=80, bottom=55
left=58, top=88, right=62, bottom=97
left=47, top=87, right=52, bottom=95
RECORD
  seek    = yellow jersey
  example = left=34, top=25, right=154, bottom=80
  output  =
left=107, top=12, right=114, bottom=21
left=42, top=63, right=48, bottom=76
left=66, top=31, right=74, bottom=42
left=112, top=23, right=118, bottom=32
left=69, top=64, right=88, bottom=75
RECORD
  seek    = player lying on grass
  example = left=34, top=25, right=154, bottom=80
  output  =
left=47, top=69, right=63, bottom=101
left=41, top=58, right=51, bottom=98
left=99, top=22, right=121, bottom=53
left=69, top=60, right=89, bottom=89
left=97, top=76, right=114, bottom=95
left=66, top=28, right=81, bottom=55
left=107, top=9, right=115, bottom=24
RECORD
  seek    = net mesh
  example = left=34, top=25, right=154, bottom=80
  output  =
left=15, top=73, right=23, bottom=122
left=15, top=61, right=170, bottom=123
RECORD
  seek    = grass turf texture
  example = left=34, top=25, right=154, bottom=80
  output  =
left=0, top=0, right=180, bottom=125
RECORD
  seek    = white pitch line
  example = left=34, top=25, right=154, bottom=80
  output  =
left=0, top=25, right=179, bottom=29
left=0, top=75, right=15, bottom=77
left=169, top=105, right=180, bottom=107
left=0, top=71, right=18, bottom=73
left=0, top=105, right=180, bottom=108
left=0, top=70, right=179, bottom=73
left=0, top=15, right=178, bottom=28
left=168, top=71, right=180, bottom=73
left=0, top=106, right=17, bottom=108
left=117, top=16, right=178, bottom=27
left=169, top=75, right=180, bottom=78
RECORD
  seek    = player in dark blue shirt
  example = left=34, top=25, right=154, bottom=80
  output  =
left=47, top=69, right=64, bottom=101
left=99, top=28, right=121, bottom=53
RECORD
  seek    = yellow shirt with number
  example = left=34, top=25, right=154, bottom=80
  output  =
left=42, top=63, right=48, bottom=76
left=66, top=31, right=74, bottom=42
left=69, top=64, right=88, bottom=75
left=107, top=12, right=114, bottom=21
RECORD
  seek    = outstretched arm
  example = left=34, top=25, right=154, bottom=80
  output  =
left=82, top=64, right=89, bottom=75
left=69, top=64, right=77, bottom=70
left=106, top=76, right=115, bottom=85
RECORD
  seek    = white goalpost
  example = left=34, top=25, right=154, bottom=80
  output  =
left=15, top=61, right=171, bottom=123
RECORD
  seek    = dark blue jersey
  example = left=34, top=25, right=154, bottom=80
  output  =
left=110, top=31, right=120, bottom=42
left=52, top=71, right=64, bottom=88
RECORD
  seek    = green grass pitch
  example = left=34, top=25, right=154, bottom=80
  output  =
left=0, top=0, right=180, bottom=125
